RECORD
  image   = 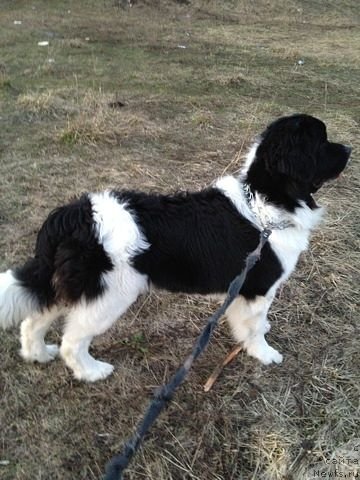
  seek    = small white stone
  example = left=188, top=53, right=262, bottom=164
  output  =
left=298, top=59, right=305, bottom=65
left=14, top=20, right=22, bottom=25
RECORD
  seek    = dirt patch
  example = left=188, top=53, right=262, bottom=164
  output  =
left=0, top=1, right=359, bottom=479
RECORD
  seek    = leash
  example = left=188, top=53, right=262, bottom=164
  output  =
left=103, top=228, right=272, bottom=480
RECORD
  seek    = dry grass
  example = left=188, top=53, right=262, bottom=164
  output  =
left=59, top=91, right=163, bottom=146
left=16, top=90, right=76, bottom=118
left=0, top=1, right=359, bottom=479
left=15, top=89, right=163, bottom=145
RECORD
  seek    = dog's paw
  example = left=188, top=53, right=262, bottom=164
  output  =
left=44, top=344, right=60, bottom=361
left=260, top=346, right=283, bottom=365
left=73, top=361, right=114, bottom=382
left=246, top=340, right=283, bottom=365
left=263, top=320, right=271, bottom=334
left=21, top=343, right=59, bottom=363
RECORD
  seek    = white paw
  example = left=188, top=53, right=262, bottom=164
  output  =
left=21, top=343, right=59, bottom=363
left=263, top=321, right=271, bottom=334
left=73, top=361, right=114, bottom=382
left=246, top=342, right=283, bottom=365
left=261, top=346, right=283, bottom=365
left=44, top=344, right=60, bottom=360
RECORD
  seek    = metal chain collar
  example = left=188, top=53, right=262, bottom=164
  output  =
left=242, top=183, right=294, bottom=231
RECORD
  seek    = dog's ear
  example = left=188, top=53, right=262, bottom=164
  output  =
left=258, top=117, right=316, bottom=183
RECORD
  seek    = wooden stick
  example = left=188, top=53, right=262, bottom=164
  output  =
left=203, top=345, right=242, bottom=392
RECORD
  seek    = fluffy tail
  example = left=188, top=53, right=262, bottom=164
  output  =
left=0, top=269, right=40, bottom=328
left=0, top=194, right=114, bottom=329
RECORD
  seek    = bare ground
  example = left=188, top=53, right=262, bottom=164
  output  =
left=0, top=1, right=359, bottom=479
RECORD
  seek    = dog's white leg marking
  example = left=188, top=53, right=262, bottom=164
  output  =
left=20, top=307, right=61, bottom=363
left=60, top=267, right=148, bottom=382
left=59, top=191, right=149, bottom=382
left=225, top=295, right=283, bottom=365
left=244, top=334, right=283, bottom=365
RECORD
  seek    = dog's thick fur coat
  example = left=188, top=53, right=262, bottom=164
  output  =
left=0, top=114, right=350, bottom=381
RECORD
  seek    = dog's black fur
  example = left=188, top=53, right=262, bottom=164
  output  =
left=13, top=114, right=350, bottom=311
left=15, top=195, right=113, bottom=308
left=116, top=189, right=283, bottom=297
left=247, top=115, right=350, bottom=210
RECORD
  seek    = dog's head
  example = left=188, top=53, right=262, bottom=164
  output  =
left=255, top=114, right=351, bottom=198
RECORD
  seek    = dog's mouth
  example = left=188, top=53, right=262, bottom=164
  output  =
left=311, top=171, right=342, bottom=192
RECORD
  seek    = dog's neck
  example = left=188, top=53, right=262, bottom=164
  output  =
left=242, top=143, right=318, bottom=212
left=215, top=173, right=324, bottom=233
left=216, top=142, right=324, bottom=233
left=241, top=182, right=294, bottom=231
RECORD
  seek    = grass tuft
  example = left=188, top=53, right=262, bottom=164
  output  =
left=59, top=91, right=162, bottom=146
left=16, top=91, right=75, bottom=118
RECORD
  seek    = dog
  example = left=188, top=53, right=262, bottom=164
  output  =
left=0, top=114, right=351, bottom=382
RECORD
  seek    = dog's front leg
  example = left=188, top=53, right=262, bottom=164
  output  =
left=225, top=295, right=283, bottom=365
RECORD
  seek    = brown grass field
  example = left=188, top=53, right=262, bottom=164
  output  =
left=0, top=1, right=359, bottom=479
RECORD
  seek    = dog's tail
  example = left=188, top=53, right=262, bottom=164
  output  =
left=0, top=267, right=42, bottom=328
left=0, top=201, right=77, bottom=329
left=0, top=194, right=114, bottom=328
left=0, top=206, right=63, bottom=328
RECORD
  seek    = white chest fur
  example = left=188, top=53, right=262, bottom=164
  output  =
left=215, top=175, right=324, bottom=293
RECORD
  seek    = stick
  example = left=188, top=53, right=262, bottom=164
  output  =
left=203, top=345, right=242, bottom=392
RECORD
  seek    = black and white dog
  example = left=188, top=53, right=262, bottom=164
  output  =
left=0, top=114, right=351, bottom=382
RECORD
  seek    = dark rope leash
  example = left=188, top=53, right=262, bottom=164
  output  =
left=103, top=228, right=272, bottom=480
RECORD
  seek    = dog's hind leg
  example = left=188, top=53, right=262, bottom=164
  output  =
left=60, top=267, right=148, bottom=382
left=20, top=306, right=62, bottom=363
left=226, top=295, right=283, bottom=365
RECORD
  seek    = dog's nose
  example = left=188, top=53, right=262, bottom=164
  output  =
left=344, top=145, right=352, bottom=156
